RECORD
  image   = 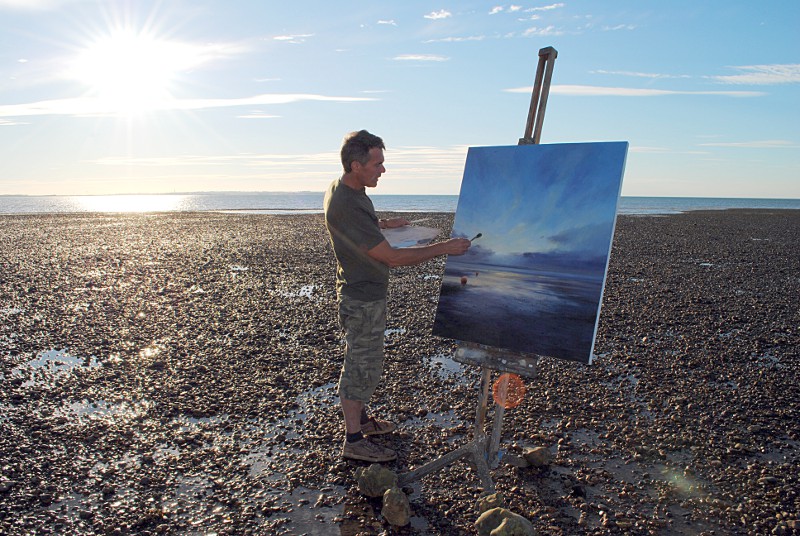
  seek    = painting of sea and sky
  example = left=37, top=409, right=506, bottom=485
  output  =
left=432, top=142, right=628, bottom=364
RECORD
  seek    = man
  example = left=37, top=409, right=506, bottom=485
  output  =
left=324, top=130, right=471, bottom=463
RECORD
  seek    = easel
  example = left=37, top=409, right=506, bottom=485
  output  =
left=398, top=46, right=558, bottom=492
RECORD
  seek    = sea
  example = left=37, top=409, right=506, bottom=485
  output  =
left=0, top=192, right=799, bottom=216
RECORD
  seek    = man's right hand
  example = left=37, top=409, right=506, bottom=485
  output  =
left=442, top=238, right=471, bottom=255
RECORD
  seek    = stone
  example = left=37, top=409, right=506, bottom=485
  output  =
left=381, top=486, right=410, bottom=527
left=492, top=515, right=536, bottom=536
left=522, top=446, right=552, bottom=468
left=475, top=507, right=535, bottom=536
left=503, top=454, right=530, bottom=468
left=476, top=492, right=505, bottom=514
left=355, top=464, right=398, bottom=498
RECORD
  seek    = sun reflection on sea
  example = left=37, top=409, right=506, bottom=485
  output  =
left=74, top=194, right=187, bottom=213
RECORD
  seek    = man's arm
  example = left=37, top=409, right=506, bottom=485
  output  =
left=367, top=238, right=471, bottom=268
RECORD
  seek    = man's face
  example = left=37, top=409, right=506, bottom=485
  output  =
left=353, top=147, right=385, bottom=189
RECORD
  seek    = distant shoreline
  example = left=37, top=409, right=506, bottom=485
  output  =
left=1, top=193, right=800, bottom=216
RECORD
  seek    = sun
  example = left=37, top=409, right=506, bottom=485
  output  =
left=69, top=29, right=199, bottom=115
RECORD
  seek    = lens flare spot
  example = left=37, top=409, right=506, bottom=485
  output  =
left=492, top=373, right=526, bottom=409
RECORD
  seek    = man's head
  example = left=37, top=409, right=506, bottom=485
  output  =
left=341, top=130, right=385, bottom=173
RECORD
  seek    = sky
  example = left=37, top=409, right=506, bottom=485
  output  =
left=0, top=0, right=798, bottom=198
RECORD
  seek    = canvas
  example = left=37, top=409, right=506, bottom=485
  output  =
left=432, top=142, right=628, bottom=364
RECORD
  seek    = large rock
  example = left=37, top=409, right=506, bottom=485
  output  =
left=476, top=492, right=505, bottom=514
left=381, top=486, right=411, bottom=526
left=522, top=446, right=552, bottom=468
left=475, top=507, right=536, bottom=536
left=492, top=515, right=536, bottom=536
left=355, top=464, right=398, bottom=498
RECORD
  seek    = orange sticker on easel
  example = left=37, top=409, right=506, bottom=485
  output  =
left=492, top=373, right=526, bottom=409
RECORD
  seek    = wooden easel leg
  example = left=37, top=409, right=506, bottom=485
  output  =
left=397, top=366, right=498, bottom=492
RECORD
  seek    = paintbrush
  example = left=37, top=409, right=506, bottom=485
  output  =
left=470, top=233, right=482, bottom=242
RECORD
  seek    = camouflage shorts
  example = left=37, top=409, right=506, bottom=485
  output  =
left=337, top=296, right=387, bottom=402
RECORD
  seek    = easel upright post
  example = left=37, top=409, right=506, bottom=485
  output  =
left=520, top=46, right=558, bottom=145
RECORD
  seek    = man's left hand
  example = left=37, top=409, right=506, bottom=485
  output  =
left=380, top=218, right=411, bottom=229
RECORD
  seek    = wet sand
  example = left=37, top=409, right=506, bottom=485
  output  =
left=1, top=209, right=798, bottom=535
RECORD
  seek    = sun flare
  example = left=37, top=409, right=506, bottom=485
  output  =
left=69, top=30, right=201, bottom=114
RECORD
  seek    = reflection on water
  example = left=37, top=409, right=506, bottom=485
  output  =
left=74, top=194, right=188, bottom=213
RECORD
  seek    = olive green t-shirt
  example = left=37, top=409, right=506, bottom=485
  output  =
left=323, top=178, right=389, bottom=301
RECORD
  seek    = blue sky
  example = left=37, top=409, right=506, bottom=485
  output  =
left=0, top=0, right=797, bottom=197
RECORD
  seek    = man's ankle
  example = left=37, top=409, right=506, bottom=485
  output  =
left=346, top=431, right=364, bottom=443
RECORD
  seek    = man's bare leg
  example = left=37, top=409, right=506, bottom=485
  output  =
left=341, top=398, right=364, bottom=434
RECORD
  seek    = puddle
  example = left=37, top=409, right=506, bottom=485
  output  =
left=11, top=349, right=101, bottom=387
left=755, top=349, right=784, bottom=369
left=244, top=383, right=338, bottom=478
left=55, top=399, right=151, bottom=422
left=28, top=349, right=99, bottom=371
left=384, top=327, right=406, bottom=337
left=229, top=264, right=249, bottom=272
left=261, top=486, right=345, bottom=534
left=269, top=284, right=319, bottom=300
left=405, top=408, right=465, bottom=431
left=172, top=413, right=230, bottom=429
left=755, top=439, right=800, bottom=464
left=428, top=353, right=467, bottom=379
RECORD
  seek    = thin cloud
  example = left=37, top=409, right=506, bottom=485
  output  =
left=602, top=24, right=636, bottom=31
left=393, top=54, right=449, bottom=62
left=424, top=9, right=452, bottom=20
left=273, top=34, right=314, bottom=44
left=489, top=6, right=503, bottom=15
left=86, top=146, right=470, bottom=193
left=711, top=64, right=800, bottom=85
left=698, top=140, right=798, bottom=148
left=592, top=69, right=691, bottom=79
left=377, top=19, right=397, bottom=26
left=523, top=25, right=564, bottom=36
left=504, top=84, right=764, bottom=97
left=423, top=35, right=485, bottom=43
left=0, top=93, right=377, bottom=118
left=237, top=111, right=281, bottom=119
left=526, top=3, right=565, bottom=12
left=629, top=146, right=671, bottom=153
left=0, top=0, right=82, bottom=9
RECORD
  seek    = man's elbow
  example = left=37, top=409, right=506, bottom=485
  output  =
left=369, top=250, right=401, bottom=268
left=382, top=256, right=402, bottom=269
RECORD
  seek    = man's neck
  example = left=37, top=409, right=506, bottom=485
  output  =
left=340, top=172, right=364, bottom=191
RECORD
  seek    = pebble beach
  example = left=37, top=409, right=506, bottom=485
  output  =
left=1, top=209, right=798, bottom=535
